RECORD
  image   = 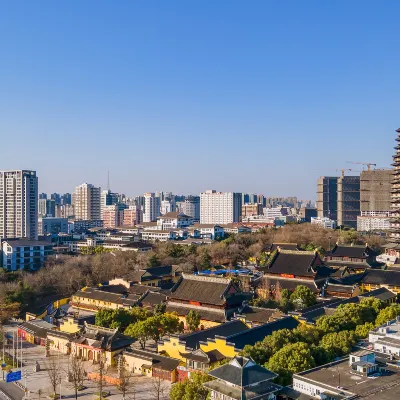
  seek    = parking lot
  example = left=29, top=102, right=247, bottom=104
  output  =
left=2, top=324, right=171, bottom=400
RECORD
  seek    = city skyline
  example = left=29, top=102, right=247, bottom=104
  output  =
left=2, top=1, right=400, bottom=197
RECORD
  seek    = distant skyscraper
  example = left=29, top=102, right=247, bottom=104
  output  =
left=179, top=196, right=200, bottom=221
left=61, top=193, right=72, bottom=205
left=101, top=190, right=119, bottom=219
left=337, top=176, right=360, bottom=229
left=200, top=190, right=242, bottom=224
left=242, top=193, right=258, bottom=204
left=317, top=177, right=338, bottom=221
left=72, top=183, right=101, bottom=221
left=51, top=193, right=61, bottom=205
left=38, top=199, right=56, bottom=217
left=143, top=193, right=161, bottom=222
left=39, top=193, right=47, bottom=200
left=0, top=170, right=38, bottom=240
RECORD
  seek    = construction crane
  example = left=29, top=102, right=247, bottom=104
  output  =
left=346, top=161, right=377, bottom=171
left=336, top=168, right=353, bottom=177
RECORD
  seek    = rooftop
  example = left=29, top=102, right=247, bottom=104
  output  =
left=327, top=244, right=375, bottom=259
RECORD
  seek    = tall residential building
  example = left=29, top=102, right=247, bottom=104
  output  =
left=242, top=203, right=263, bottom=218
left=101, top=190, right=119, bottom=219
left=242, top=193, right=258, bottom=204
left=0, top=170, right=38, bottom=240
left=39, top=193, right=47, bottom=200
left=123, top=205, right=143, bottom=226
left=178, top=196, right=200, bottom=221
left=317, top=176, right=338, bottom=221
left=143, top=193, right=161, bottom=222
left=61, top=193, right=72, bottom=205
left=50, top=193, right=61, bottom=205
left=389, top=128, right=400, bottom=251
left=38, top=199, right=56, bottom=217
left=103, top=204, right=125, bottom=228
left=337, top=175, right=360, bottom=229
left=72, top=183, right=101, bottom=221
left=200, top=190, right=242, bottom=224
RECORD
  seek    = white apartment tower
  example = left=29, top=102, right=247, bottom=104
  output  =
left=200, top=190, right=242, bottom=224
left=143, top=192, right=161, bottom=222
left=72, top=183, right=101, bottom=221
left=0, top=170, right=38, bottom=240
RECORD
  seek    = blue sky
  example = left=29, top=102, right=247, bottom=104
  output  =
left=1, top=1, right=399, bottom=199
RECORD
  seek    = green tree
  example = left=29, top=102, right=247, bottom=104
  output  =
left=267, top=342, right=316, bottom=385
left=355, top=322, right=375, bottom=339
left=375, top=305, right=400, bottom=326
left=320, top=330, right=358, bottom=358
left=294, top=324, right=321, bottom=345
left=359, top=297, right=385, bottom=315
left=154, top=303, right=166, bottom=315
left=242, top=342, right=271, bottom=365
left=199, top=250, right=212, bottom=270
left=290, top=285, right=317, bottom=310
left=124, top=320, right=156, bottom=350
left=186, top=310, right=201, bottom=332
left=169, top=372, right=211, bottom=400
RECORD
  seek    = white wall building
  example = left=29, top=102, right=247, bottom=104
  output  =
left=0, top=170, right=38, bottom=240
left=357, top=211, right=391, bottom=232
left=177, top=196, right=200, bottom=221
left=72, top=183, right=101, bottom=221
left=157, top=212, right=194, bottom=230
left=311, top=217, right=337, bottom=229
left=143, top=193, right=161, bottom=222
left=200, top=190, right=241, bottom=224
left=263, top=206, right=289, bottom=219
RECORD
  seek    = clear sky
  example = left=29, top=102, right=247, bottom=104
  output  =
left=1, top=1, right=399, bottom=199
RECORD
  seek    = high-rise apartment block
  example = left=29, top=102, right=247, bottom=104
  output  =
left=0, top=170, right=38, bottom=240
left=143, top=193, right=161, bottom=222
left=72, top=183, right=101, bottom=221
left=123, top=205, right=143, bottom=226
left=101, top=190, right=119, bottom=219
left=317, top=177, right=338, bottom=221
left=103, top=204, right=124, bottom=228
left=389, top=128, right=400, bottom=249
left=38, top=198, right=56, bottom=217
left=178, top=196, right=200, bottom=221
left=200, top=190, right=242, bottom=224
left=242, top=203, right=263, bottom=218
left=337, top=175, right=360, bottom=229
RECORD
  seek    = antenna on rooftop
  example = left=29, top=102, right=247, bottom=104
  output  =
left=107, top=170, right=110, bottom=191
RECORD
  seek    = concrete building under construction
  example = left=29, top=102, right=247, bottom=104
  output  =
left=317, top=176, right=338, bottom=221
left=360, top=169, right=393, bottom=213
left=337, top=175, right=360, bottom=229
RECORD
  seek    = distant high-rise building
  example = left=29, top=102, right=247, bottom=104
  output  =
left=200, top=190, right=242, bottom=224
left=101, top=190, right=119, bottom=219
left=38, top=199, right=56, bottom=217
left=389, top=128, right=400, bottom=250
left=61, top=193, right=72, bottom=205
left=178, top=196, right=200, bottom=221
left=51, top=193, right=61, bottom=205
left=72, top=183, right=101, bottom=221
left=143, top=193, right=161, bottom=222
left=360, top=170, right=392, bottom=213
left=39, top=193, right=47, bottom=200
left=0, top=170, right=38, bottom=240
left=242, top=193, right=258, bottom=204
left=337, top=176, right=360, bottom=229
left=242, top=203, right=263, bottom=218
left=123, top=205, right=143, bottom=226
left=317, top=177, right=338, bottom=221
left=103, top=204, right=125, bottom=228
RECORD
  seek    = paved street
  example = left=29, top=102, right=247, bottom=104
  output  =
left=2, top=324, right=171, bottom=400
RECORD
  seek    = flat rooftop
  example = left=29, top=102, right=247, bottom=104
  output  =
left=295, top=359, right=400, bottom=399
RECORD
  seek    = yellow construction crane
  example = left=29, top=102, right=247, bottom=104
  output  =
left=336, top=168, right=353, bottom=177
left=346, top=161, right=377, bottom=171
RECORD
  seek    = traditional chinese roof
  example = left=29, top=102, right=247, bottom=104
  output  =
left=123, top=348, right=180, bottom=371
left=327, top=244, right=375, bottom=259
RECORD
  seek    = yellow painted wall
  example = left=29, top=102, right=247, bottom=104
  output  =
left=47, top=334, right=70, bottom=354
left=124, top=355, right=153, bottom=377
left=200, top=337, right=237, bottom=358
left=71, top=295, right=122, bottom=311
left=158, top=337, right=186, bottom=360
left=60, top=317, right=81, bottom=333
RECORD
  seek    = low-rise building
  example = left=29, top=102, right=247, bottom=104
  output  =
left=369, top=318, right=400, bottom=356
left=70, top=219, right=103, bottom=234
left=204, top=356, right=282, bottom=400
left=157, top=212, right=194, bottom=230
left=123, top=348, right=181, bottom=382
left=292, top=351, right=400, bottom=399
left=310, top=216, right=337, bottom=229
left=39, top=217, right=69, bottom=235
left=1, top=239, right=53, bottom=271
left=192, top=224, right=225, bottom=240
left=357, top=211, right=391, bottom=232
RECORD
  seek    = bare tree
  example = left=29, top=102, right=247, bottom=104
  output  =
left=95, top=354, right=107, bottom=400
left=69, top=354, right=86, bottom=400
left=46, top=357, right=61, bottom=398
left=117, top=367, right=136, bottom=400
left=149, top=376, right=168, bottom=400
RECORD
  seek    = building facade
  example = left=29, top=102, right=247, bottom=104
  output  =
left=178, top=196, right=200, bottom=221
left=143, top=193, right=161, bottom=222
left=200, top=190, right=242, bottom=224
left=39, top=217, right=69, bottom=235
left=241, top=203, right=263, bottom=219
left=100, top=190, right=119, bottom=219
left=310, top=217, right=337, bottom=229
left=0, top=170, right=38, bottom=240
left=337, top=175, right=360, bottom=229
left=317, top=176, right=338, bottom=221
left=72, top=183, right=101, bottom=221
left=103, top=204, right=125, bottom=228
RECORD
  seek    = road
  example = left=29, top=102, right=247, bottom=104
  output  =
left=0, top=381, right=24, bottom=400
